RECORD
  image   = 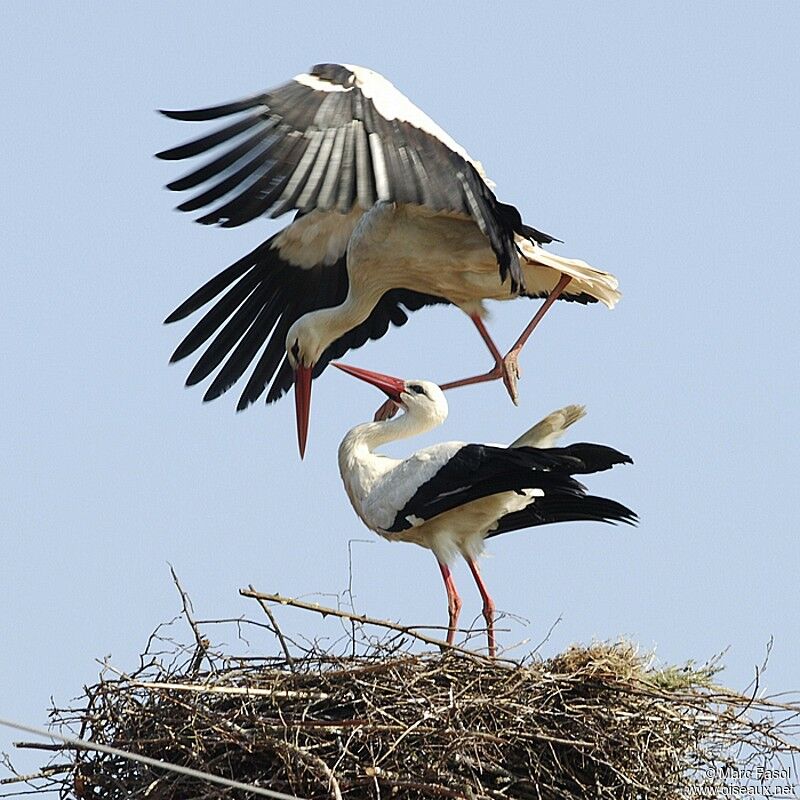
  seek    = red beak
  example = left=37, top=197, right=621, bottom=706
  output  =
left=294, top=365, right=313, bottom=459
left=332, top=362, right=406, bottom=402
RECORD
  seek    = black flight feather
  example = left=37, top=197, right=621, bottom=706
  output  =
left=165, top=237, right=448, bottom=410
left=157, top=64, right=554, bottom=291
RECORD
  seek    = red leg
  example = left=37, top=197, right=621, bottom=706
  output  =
left=465, top=556, right=496, bottom=657
left=438, top=560, right=463, bottom=647
left=467, top=313, right=504, bottom=364
left=437, top=314, right=509, bottom=394
left=500, top=273, right=572, bottom=402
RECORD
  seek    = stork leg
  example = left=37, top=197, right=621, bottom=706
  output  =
left=438, top=561, right=463, bottom=648
left=499, top=273, right=573, bottom=402
left=465, top=556, right=496, bottom=657
left=441, top=274, right=572, bottom=404
left=438, top=313, right=507, bottom=390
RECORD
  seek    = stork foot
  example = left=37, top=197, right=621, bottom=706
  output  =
left=439, top=361, right=520, bottom=404
left=373, top=398, right=400, bottom=422
left=501, top=352, right=521, bottom=406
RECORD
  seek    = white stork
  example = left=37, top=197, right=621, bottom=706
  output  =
left=159, top=63, right=620, bottom=456
left=333, top=362, right=636, bottom=656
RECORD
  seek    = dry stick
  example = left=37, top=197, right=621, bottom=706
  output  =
left=268, top=737, right=342, bottom=800
left=240, top=589, right=510, bottom=664
left=169, top=565, right=209, bottom=674
left=0, top=764, right=73, bottom=785
left=129, top=681, right=328, bottom=700
left=0, top=717, right=302, bottom=800
left=247, top=584, right=296, bottom=670
left=11, top=743, right=63, bottom=752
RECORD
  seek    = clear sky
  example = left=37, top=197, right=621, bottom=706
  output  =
left=2, top=1, right=799, bottom=776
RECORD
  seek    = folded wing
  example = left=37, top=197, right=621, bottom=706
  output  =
left=385, top=443, right=634, bottom=533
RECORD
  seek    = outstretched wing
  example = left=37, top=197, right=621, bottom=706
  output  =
left=157, top=63, right=555, bottom=290
left=384, top=443, right=633, bottom=533
left=165, top=233, right=448, bottom=408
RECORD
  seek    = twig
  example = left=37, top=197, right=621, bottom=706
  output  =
left=269, top=737, right=342, bottom=800
left=130, top=680, right=327, bottom=700
left=0, top=764, right=72, bottom=785
left=11, top=743, right=63, bottom=752
left=247, top=583, right=296, bottom=670
left=532, top=614, right=563, bottom=655
left=169, top=565, right=209, bottom=674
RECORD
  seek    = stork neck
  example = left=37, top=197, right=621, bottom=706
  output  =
left=313, top=286, right=385, bottom=346
left=345, top=405, right=443, bottom=454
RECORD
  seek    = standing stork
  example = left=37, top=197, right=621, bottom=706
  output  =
left=159, top=63, right=620, bottom=456
left=333, top=362, right=636, bottom=656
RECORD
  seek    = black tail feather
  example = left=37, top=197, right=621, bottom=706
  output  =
left=488, top=494, right=638, bottom=538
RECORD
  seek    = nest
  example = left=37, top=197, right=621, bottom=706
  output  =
left=5, top=586, right=799, bottom=800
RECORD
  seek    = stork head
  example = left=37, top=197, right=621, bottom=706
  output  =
left=332, top=363, right=448, bottom=426
left=286, top=316, right=332, bottom=459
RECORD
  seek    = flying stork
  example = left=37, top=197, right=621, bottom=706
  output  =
left=333, top=362, right=636, bottom=656
left=158, top=63, right=621, bottom=456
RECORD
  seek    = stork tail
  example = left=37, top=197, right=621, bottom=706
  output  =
left=518, top=241, right=621, bottom=308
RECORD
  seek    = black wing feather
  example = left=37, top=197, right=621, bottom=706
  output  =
left=184, top=281, right=274, bottom=386
left=169, top=270, right=265, bottom=362
left=158, top=64, right=554, bottom=291
left=156, top=113, right=265, bottom=161
left=166, top=236, right=449, bottom=410
left=386, top=444, right=633, bottom=533
left=160, top=94, right=269, bottom=122
left=166, top=123, right=278, bottom=192
left=164, top=240, right=271, bottom=324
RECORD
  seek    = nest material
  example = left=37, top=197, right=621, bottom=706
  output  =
left=7, top=590, right=800, bottom=800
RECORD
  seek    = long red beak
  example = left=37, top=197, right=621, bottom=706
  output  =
left=294, top=365, right=313, bottom=459
left=332, top=362, right=406, bottom=402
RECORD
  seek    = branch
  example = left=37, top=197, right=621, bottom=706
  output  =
left=246, top=583, right=296, bottom=670
left=169, top=565, right=209, bottom=674
left=239, top=588, right=505, bottom=663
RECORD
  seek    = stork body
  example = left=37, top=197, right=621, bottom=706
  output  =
left=285, top=202, right=612, bottom=355
left=160, top=64, right=620, bottom=455
left=334, top=363, right=636, bottom=656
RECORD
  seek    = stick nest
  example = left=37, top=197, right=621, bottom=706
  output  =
left=7, top=589, right=800, bottom=800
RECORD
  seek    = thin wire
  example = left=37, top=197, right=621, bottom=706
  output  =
left=0, top=716, right=303, bottom=800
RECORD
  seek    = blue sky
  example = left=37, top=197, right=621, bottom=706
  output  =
left=2, top=1, right=799, bottom=775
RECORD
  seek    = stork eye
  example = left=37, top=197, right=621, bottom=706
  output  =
left=408, top=384, right=425, bottom=395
